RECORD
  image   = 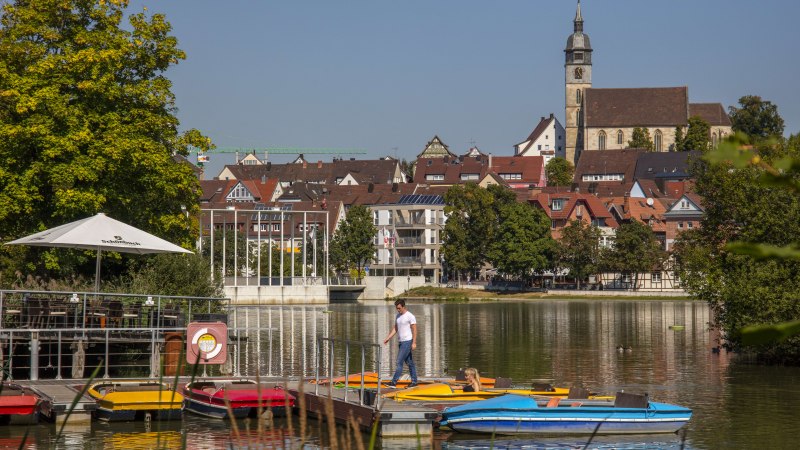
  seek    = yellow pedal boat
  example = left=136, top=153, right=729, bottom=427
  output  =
left=313, top=371, right=496, bottom=389
left=87, top=381, right=183, bottom=422
left=383, top=382, right=571, bottom=402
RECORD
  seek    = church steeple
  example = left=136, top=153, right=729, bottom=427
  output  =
left=564, top=0, right=592, bottom=165
left=574, top=0, right=583, bottom=32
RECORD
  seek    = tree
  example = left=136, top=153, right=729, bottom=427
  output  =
left=627, top=127, right=654, bottom=150
left=200, top=227, right=249, bottom=278
left=442, top=183, right=495, bottom=280
left=683, top=116, right=711, bottom=151
left=729, top=95, right=785, bottom=141
left=674, top=126, right=686, bottom=152
left=0, top=0, right=210, bottom=282
left=487, top=202, right=554, bottom=281
left=674, top=136, right=800, bottom=362
left=602, top=221, right=666, bottom=288
left=545, top=157, right=575, bottom=187
left=556, top=220, right=603, bottom=289
left=329, top=205, right=376, bottom=279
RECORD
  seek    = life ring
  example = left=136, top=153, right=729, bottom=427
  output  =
left=187, top=322, right=227, bottom=364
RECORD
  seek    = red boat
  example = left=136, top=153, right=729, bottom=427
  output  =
left=0, top=383, right=40, bottom=424
left=182, top=380, right=295, bottom=419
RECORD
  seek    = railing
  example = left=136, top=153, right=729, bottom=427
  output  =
left=328, top=276, right=366, bottom=286
left=315, top=337, right=382, bottom=409
left=396, top=256, right=424, bottom=265
left=393, top=218, right=426, bottom=227
left=396, top=237, right=423, bottom=247
left=0, top=290, right=228, bottom=333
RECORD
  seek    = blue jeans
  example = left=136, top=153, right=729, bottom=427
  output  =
left=392, top=340, right=417, bottom=384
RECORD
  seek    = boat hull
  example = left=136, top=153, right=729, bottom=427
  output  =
left=95, top=406, right=181, bottom=422
left=183, top=396, right=289, bottom=419
left=182, top=380, right=294, bottom=420
left=87, top=382, right=183, bottom=422
left=441, top=394, right=692, bottom=436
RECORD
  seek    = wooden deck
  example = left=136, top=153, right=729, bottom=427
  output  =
left=24, top=379, right=97, bottom=425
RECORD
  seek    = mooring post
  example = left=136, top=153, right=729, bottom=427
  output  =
left=29, top=331, right=39, bottom=381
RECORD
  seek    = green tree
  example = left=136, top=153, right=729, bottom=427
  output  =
left=729, top=95, right=785, bottom=141
left=603, top=221, right=666, bottom=289
left=200, top=227, right=249, bottom=278
left=674, top=126, right=686, bottom=152
left=627, top=127, right=654, bottom=151
left=674, top=136, right=800, bottom=362
left=556, top=220, right=603, bottom=289
left=0, top=0, right=210, bottom=281
left=329, top=205, right=376, bottom=279
left=124, top=254, right=222, bottom=298
left=258, top=244, right=304, bottom=277
left=442, top=183, right=495, bottom=280
left=487, top=202, right=554, bottom=281
left=545, top=157, right=575, bottom=187
left=683, top=116, right=711, bottom=151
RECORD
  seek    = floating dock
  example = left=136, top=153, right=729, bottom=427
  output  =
left=25, top=379, right=97, bottom=425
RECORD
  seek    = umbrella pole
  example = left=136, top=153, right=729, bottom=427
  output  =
left=95, top=248, right=102, bottom=293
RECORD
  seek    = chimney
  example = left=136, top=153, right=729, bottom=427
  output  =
left=488, top=153, right=493, bottom=169
left=303, top=160, right=307, bottom=169
left=541, top=116, right=545, bottom=122
left=321, top=198, right=327, bottom=209
left=317, top=160, right=322, bottom=168
left=368, top=183, right=374, bottom=193
left=261, top=175, right=266, bottom=184
left=549, top=113, right=554, bottom=119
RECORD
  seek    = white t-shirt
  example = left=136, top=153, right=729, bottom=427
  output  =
left=395, top=311, right=417, bottom=342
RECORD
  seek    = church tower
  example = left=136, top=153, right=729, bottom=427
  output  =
left=564, top=1, right=592, bottom=164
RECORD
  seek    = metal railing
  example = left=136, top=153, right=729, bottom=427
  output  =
left=314, top=337, right=382, bottom=409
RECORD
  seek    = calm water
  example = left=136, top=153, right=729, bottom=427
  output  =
left=6, top=299, right=800, bottom=449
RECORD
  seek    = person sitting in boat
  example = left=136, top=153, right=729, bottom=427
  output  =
left=463, top=368, right=481, bottom=392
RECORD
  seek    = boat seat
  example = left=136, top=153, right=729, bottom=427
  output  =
left=614, top=392, right=649, bottom=408
left=546, top=397, right=561, bottom=408
left=570, top=402, right=583, bottom=407
left=455, top=369, right=466, bottom=381
left=532, top=382, right=554, bottom=392
left=567, top=386, right=590, bottom=399
left=493, top=377, right=512, bottom=388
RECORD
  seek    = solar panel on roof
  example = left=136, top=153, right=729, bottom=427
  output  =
left=397, top=194, right=444, bottom=205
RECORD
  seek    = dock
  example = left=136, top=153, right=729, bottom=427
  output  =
left=25, top=379, right=97, bottom=425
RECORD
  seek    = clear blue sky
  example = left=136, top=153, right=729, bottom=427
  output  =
left=129, top=0, right=800, bottom=173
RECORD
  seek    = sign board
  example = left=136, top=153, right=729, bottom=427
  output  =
left=187, top=322, right=228, bottom=365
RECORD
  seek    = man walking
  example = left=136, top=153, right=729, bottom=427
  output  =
left=383, top=299, right=418, bottom=388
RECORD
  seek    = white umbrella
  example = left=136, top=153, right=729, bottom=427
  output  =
left=5, top=213, right=192, bottom=291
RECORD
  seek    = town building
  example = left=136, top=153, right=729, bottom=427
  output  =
left=514, top=113, right=566, bottom=164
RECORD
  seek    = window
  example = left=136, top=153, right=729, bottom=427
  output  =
left=617, top=130, right=624, bottom=145
left=652, top=272, right=662, bottom=283
left=551, top=199, right=564, bottom=211
left=460, top=173, right=479, bottom=181
left=654, top=130, right=663, bottom=152
left=680, top=200, right=689, bottom=209
left=574, top=52, right=583, bottom=61
left=678, top=222, right=683, bottom=229
left=598, top=131, right=607, bottom=150
left=576, top=89, right=582, bottom=104
left=538, top=145, right=542, bottom=150
left=272, top=224, right=281, bottom=231
left=581, top=173, right=623, bottom=182
left=499, top=173, right=522, bottom=180
left=688, top=222, right=694, bottom=229
left=551, top=220, right=557, bottom=229
left=373, top=211, right=379, bottom=225
left=426, top=174, right=444, bottom=181
left=227, top=183, right=252, bottom=202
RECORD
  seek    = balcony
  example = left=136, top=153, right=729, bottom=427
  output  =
left=396, top=256, right=424, bottom=265
left=396, top=237, right=423, bottom=247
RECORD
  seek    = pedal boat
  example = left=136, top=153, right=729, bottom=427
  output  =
left=0, top=383, right=40, bottom=424
left=314, top=371, right=496, bottom=389
left=183, top=380, right=295, bottom=419
left=383, top=382, right=570, bottom=403
left=87, top=381, right=183, bottom=422
left=440, top=393, right=692, bottom=435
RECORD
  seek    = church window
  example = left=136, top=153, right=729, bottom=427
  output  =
left=617, top=130, right=624, bottom=145
left=598, top=131, right=607, bottom=150
left=576, top=89, right=582, bottom=104
left=654, top=130, right=663, bottom=152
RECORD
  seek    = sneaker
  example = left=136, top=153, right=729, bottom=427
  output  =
left=408, top=382, right=418, bottom=388
left=386, top=382, right=397, bottom=388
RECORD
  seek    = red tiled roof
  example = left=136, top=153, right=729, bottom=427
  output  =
left=414, top=155, right=544, bottom=187
left=689, top=103, right=731, bottom=126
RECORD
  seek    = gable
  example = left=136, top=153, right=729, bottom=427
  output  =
left=417, top=135, right=456, bottom=159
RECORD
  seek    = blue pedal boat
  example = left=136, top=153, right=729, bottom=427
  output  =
left=440, top=392, right=692, bottom=435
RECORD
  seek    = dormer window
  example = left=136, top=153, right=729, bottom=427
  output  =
left=552, top=199, right=564, bottom=211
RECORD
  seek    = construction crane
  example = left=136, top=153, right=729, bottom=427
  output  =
left=188, top=147, right=367, bottom=167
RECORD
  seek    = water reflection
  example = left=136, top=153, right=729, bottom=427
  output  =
left=4, top=300, right=800, bottom=449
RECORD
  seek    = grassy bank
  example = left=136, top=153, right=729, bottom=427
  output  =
left=398, top=286, right=693, bottom=301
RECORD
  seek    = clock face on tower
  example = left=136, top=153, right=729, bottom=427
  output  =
left=574, top=67, right=583, bottom=80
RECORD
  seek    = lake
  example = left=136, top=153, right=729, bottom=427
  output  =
left=7, top=299, right=800, bottom=449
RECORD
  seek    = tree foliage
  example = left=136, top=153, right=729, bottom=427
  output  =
left=442, top=183, right=496, bottom=278
left=545, top=157, right=575, bottom=187
left=556, top=220, right=603, bottom=289
left=0, top=0, right=209, bottom=282
left=329, top=205, right=376, bottom=278
left=729, top=95, right=785, bottom=141
left=487, top=202, right=554, bottom=281
left=683, top=116, right=711, bottom=151
left=627, top=127, right=654, bottom=151
left=674, top=135, right=800, bottom=362
left=603, top=221, right=666, bottom=283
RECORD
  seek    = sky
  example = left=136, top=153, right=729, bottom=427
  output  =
left=128, top=0, right=800, bottom=175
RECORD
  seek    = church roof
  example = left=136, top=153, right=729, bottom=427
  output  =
left=584, top=87, right=689, bottom=128
left=689, top=103, right=732, bottom=126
